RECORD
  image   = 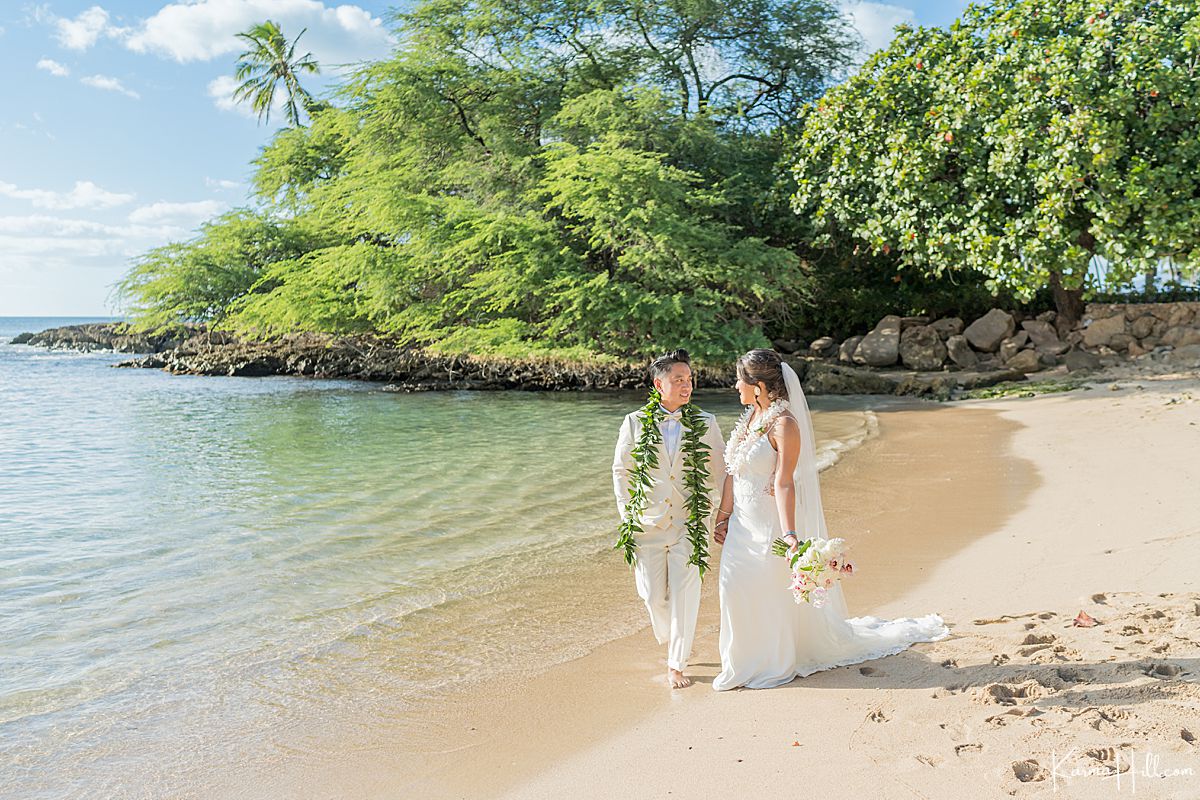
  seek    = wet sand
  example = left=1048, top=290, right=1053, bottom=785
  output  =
left=216, top=377, right=1200, bottom=800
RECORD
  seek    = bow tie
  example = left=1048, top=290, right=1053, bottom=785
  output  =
left=659, top=408, right=683, bottom=422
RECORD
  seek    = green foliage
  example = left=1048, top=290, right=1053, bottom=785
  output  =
left=791, top=0, right=1200, bottom=316
left=113, top=210, right=316, bottom=332
left=615, top=388, right=714, bottom=578
left=771, top=248, right=1051, bottom=341
left=233, top=19, right=320, bottom=127
left=118, top=0, right=859, bottom=361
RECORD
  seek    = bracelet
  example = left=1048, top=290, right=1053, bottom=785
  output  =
left=784, top=530, right=799, bottom=540
left=716, top=508, right=733, bottom=518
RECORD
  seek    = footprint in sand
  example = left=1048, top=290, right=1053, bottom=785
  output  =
left=940, top=658, right=958, bottom=669
left=1120, top=625, right=1143, bottom=636
left=867, top=708, right=889, bottom=723
left=1145, top=662, right=1182, bottom=679
left=1012, top=759, right=1047, bottom=782
left=1018, top=632, right=1057, bottom=657
left=985, top=707, right=1043, bottom=726
left=859, top=666, right=882, bottom=676
left=1055, top=666, right=1085, bottom=683
left=954, top=742, right=983, bottom=756
left=991, top=653, right=1011, bottom=666
left=1092, top=593, right=1108, bottom=604
left=978, top=680, right=1055, bottom=706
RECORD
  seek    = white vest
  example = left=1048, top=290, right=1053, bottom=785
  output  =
left=612, top=409, right=724, bottom=532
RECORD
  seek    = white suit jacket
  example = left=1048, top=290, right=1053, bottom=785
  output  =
left=612, top=408, right=726, bottom=531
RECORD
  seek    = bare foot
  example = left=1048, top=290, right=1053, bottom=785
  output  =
left=668, top=668, right=692, bottom=688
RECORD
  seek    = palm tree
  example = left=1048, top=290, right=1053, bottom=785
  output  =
left=232, top=20, right=320, bottom=127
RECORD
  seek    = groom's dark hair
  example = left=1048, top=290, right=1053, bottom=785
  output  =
left=649, top=349, right=691, bottom=381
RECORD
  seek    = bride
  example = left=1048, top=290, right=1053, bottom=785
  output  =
left=711, top=349, right=949, bottom=691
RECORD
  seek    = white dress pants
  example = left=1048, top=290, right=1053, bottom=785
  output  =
left=633, top=519, right=701, bottom=671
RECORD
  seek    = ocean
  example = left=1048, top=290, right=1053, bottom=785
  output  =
left=0, top=316, right=879, bottom=798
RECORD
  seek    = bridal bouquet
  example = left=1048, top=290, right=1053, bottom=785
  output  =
left=771, top=536, right=854, bottom=608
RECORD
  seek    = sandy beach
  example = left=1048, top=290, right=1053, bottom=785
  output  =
left=237, top=369, right=1200, bottom=800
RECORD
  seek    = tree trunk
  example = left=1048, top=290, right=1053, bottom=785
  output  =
left=1049, top=270, right=1085, bottom=335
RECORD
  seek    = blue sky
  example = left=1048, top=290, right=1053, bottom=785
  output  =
left=0, top=0, right=971, bottom=316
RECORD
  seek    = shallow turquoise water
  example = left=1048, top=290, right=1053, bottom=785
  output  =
left=0, top=317, right=878, bottom=798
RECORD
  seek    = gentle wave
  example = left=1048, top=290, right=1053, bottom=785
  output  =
left=0, top=327, right=883, bottom=799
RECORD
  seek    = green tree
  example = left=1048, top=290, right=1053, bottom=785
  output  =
left=791, top=0, right=1200, bottom=328
left=114, top=210, right=319, bottom=332
left=120, top=0, right=862, bottom=361
left=233, top=20, right=321, bottom=127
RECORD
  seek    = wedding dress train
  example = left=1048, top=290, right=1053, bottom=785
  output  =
left=712, top=364, right=949, bottom=691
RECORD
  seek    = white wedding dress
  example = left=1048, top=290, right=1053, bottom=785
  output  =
left=712, top=364, right=950, bottom=691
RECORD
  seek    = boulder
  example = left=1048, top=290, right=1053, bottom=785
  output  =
left=1036, top=310, right=1057, bottom=324
left=1082, top=314, right=1126, bottom=348
left=946, top=335, right=978, bottom=368
left=1150, top=304, right=1177, bottom=322
left=803, top=362, right=897, bottom=395
left=10, top=332, right=34, bottom=344
left=1161, top=326, right=1200, bottom=348
left=964, top=309, right=1016, bottom=352
left=999, top=331, right=1030, bottom=362
left=1064, top=349, right=1102, bottom=372
left=898, top=325, right=948, bottom=370
left=956, top=368, right=1027, bottom=389
left=773, top=339, right=801, bottom=354
left=838, top=335, right=864, bottom=364
left=853, top=315, right=901, bottom=367
left=1167, top=343, right=1200, bottom=367
left=808, top=336, right=838, bottom=358
left=1005, top=349, right=1042, bottom=373
left=1020, top=319, right=1062, bottom=350
left=1129, top=315, right=1157, bottom=340
left=899, top=315, right=931, bottom=331
left=930, top=317, right=964, bottom=340
left=1167, top=304, right=1195, bottom=328
left=1107, top=333, right=1135, bottom=352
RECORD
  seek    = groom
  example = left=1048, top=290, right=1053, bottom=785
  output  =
left=612, top=349, right=726, bottom=688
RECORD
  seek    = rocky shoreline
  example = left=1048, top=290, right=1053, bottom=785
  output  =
left=10, top=305, right=1200, bottom=399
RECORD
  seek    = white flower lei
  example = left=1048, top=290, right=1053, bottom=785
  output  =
left=724, top=398, right=790, bottom=477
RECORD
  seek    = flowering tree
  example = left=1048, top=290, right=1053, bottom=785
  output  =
left=791, top=0, right=1200, bottom=327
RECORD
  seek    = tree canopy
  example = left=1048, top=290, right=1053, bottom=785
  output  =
left=790, top=0, right=1200, bottom=326
left=117, top=0, right=861, bottom=362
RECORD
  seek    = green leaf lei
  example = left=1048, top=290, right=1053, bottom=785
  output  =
left=615, top=388, right=714, bottom=578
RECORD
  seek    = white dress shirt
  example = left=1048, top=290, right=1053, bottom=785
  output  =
left=658, top=405, right=684, bottom=459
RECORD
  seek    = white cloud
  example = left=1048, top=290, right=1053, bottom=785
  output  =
left=208, top=74, right=249, bottom=117
left=207, top=73, right=288, bottom=119
left=841, top=1, right=916, bottom=54
left=53, top=5, right=127, bottom=50
left=128, top=200, right=226, bottom=225
left=0, top=179, right=134, bottom=210
left=0, top=215, right=185, bottom=260
left=80, top=74, right=140, bottom=99
left=205, top=177, right=242, bottom=190
left=36, top=57, right=70, bottom=76
left=121, top=0, right=394, bottom=69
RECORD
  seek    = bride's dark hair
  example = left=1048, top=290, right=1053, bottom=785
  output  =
left=736, top=349, right=787, bottom=401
